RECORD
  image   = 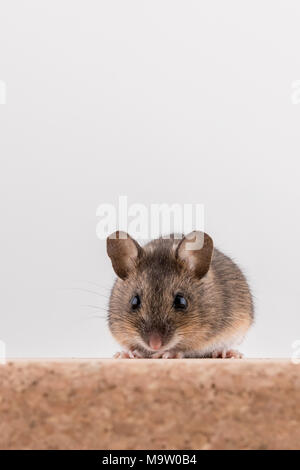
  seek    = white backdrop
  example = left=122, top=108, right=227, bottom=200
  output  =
left=0, top=1, right=299, bottom=358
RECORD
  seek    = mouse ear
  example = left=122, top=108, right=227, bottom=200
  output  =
left=176, top=231, right=213, bottom=278
left=107, top=231, right=143, bottom=280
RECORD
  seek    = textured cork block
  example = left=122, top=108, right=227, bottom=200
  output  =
left=0, top=359, right=299, bottom=450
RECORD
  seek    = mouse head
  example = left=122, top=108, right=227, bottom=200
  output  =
left=107, top=231, right=214, bottom=355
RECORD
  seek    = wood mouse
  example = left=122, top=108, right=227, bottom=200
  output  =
left=107, top=230, right=253, bottom=358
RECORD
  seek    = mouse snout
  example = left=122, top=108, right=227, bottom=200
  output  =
left=142, top=322, right=174, bottom=352
left=148, top=332, right=162, bottom=350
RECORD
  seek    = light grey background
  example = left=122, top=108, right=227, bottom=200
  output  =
left=0, top=1, right=299, bottom=358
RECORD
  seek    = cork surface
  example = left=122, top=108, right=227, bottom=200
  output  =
left=0, top=359, right=299, bottom=450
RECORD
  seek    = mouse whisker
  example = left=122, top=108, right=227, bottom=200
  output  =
left=87, top=313, right=107, bottom=320
left=81, top=304, right=108, bottom=313
left=74, top=280, right=111, bottom=291
left=62, top=287, right=109, bottom=299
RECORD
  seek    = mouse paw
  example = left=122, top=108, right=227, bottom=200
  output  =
left=128, top=349, right=144, bottom=358
left=212, top=349, right=243, bottom=359
left=163, top=351, right=184, bottom=359
left=113, top=349, right=144, bottom=359
left=152, top=351, right=184, bottom=359
left=113, top=351, right=131, bottom=359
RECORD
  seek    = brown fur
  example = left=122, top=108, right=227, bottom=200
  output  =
left=107, top=232, right=254, bottom=358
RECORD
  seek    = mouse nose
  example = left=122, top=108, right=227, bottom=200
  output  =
left=148, top=332, right=162, bottom=350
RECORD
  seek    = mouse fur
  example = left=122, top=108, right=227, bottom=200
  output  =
left=107, top=231, right=254, bottom=358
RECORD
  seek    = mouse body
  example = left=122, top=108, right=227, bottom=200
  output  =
left=107, top=231, right=254, bottom=359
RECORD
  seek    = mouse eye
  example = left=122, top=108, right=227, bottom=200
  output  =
left=130, top=295, right=141, bottom=311
left=173, top=294, right=188, bottom=310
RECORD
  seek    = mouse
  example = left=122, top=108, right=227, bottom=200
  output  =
left=106, top=230, right=254, bottom=359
